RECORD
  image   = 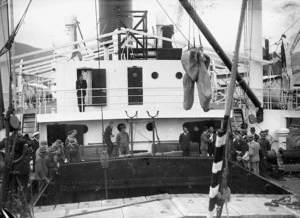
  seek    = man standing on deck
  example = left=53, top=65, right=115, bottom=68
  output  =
left=258, top=131, right=271, bottom=177
left=104, top=121, right=115, bottom=156
left=76, top=74, right=87, bottom=112
left=248, top=135, right=261, bottom=175
left=207, top=126, right=216, bottom=157
left=200, top=127, right=209, bottom=156
left=31, top=132, right=40, bottom=172
left=179, top=125, right=192, bottom=157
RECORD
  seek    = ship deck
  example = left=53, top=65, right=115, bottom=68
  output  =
left=34, top=194, right=300, bottom=218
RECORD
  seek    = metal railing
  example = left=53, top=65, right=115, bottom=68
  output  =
left=3, top=86, right=299, bottom=115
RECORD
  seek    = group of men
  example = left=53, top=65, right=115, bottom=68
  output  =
left=231, top=127, right=272, bottom=176
left=179, top=125, right=216, bottom=157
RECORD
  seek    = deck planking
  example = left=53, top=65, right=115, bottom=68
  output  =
left=33, top=194, right=300, bottom=218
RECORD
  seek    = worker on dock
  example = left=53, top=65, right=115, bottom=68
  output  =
left=104, top=121, right=115, bottom=156
left=179, top=125, right=192, bottom=157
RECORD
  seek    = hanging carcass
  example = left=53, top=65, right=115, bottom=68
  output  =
left=181, top=48, right=211, bottom=112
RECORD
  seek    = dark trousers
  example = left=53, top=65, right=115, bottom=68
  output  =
left=208, top=143, right=215, bottom=157
left=106, top=139, right=114, bottom=156
left=77, top=94, right=86, bottom=112
left=259, top=157, right=268, bottom=176
left=182, top=144, right=190, bottom=157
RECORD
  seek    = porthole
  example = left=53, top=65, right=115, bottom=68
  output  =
left=176, top=72, right=183, bottom=79
left=146, top=122, right=153, bottom=131
left=151, top=72, right=159, bottom=79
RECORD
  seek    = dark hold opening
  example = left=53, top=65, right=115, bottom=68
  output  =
left=176, top=72, right=183, bottom=79
left=146, top=122, right=153, bottom=131
left=151, top=72, right=158, bottom=79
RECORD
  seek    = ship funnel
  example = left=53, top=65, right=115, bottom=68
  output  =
left=98, top=0, right=132, bottom=41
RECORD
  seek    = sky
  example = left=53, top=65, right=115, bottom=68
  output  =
left=11, top=0, right=300, bottom=53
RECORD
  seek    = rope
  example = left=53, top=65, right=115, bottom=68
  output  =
left=155, top=0, right=191, bottom=47
left=94, top=0, right=105, bottom=145
left=225, top=0, right=247, bottom=117
left=208, top=1, right=248, bottom=217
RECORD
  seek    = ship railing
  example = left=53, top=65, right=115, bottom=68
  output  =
left=9, top=86, right=300, bottom=115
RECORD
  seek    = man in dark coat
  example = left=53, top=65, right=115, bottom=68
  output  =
left=76, top=74, right=87, bottom=112
left=104, top=121, right=114, bottom=156
left=31, top=131, right=40, bottom=172
left=179, top=125, right=192, bottom=157
left=258, top=131, right=271, bottom=177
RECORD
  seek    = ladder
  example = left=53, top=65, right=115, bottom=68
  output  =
left=231, top=108, right=246, bottom=132
left=22, top=113, right=37, bottom=136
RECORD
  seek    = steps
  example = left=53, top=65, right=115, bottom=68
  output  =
left=231, top=108, right=246, bottom=132
left=22, top=113, right=36, bottom=136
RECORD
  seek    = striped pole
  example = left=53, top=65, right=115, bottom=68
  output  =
left=208, top=0, right=248, bottom=217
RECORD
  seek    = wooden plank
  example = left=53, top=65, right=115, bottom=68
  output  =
left=192, top=193, right=207, bottom=198
left=101, top=198, right=125, bottom=207
left=122, top=199, right=182, bottom=218
left=34, top=205, right=56, bottom=213
left=78, top=200, right=101, bottom=208
left=34, top=210, right=66, bottom=218
left=176, top=194, right=195, bottom=198
left=145, top=193, right=171, bottom=201
left=54, top=203, right=79, bottom=210
left=123, top=196, right=147, bottom=204
left=171, top=197, right=240, bottom=218
left=229, top=197, right=294, bottom=217
left=64, top=207, right=123, bottom=218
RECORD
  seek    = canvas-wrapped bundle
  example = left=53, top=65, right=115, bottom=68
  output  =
left=181, top=48, right=211, bottom=112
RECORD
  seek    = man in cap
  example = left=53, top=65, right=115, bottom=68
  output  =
left=250, top=127, right=260, bottom=142
left=31, top=132, right=40, bottom=172
left=104, top=121, right=115, bottom=156
left=247, top=135, right=261, bottom=175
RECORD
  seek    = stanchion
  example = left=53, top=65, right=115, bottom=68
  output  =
left=125, top=111, right=138, bottom=157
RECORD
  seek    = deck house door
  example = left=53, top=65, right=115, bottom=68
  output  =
left=128, top=67, right=143, bottom=105
left=92, top=69, right=107, bottom=106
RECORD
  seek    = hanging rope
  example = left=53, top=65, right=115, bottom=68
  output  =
left=94, top=0, right=106, bottom=146
left=208, top=1, right=248, bottom=218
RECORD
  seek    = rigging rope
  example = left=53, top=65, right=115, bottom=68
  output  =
left=155, top=0, right=191, bottom=47
left=208, top=1, right=248, bottom=218
left=0, top=0, right=33, bottom=57
left=94, top=0, right=105, bottom=146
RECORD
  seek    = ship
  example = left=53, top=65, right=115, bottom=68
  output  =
left=1, top=0, right=300, bottom=216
